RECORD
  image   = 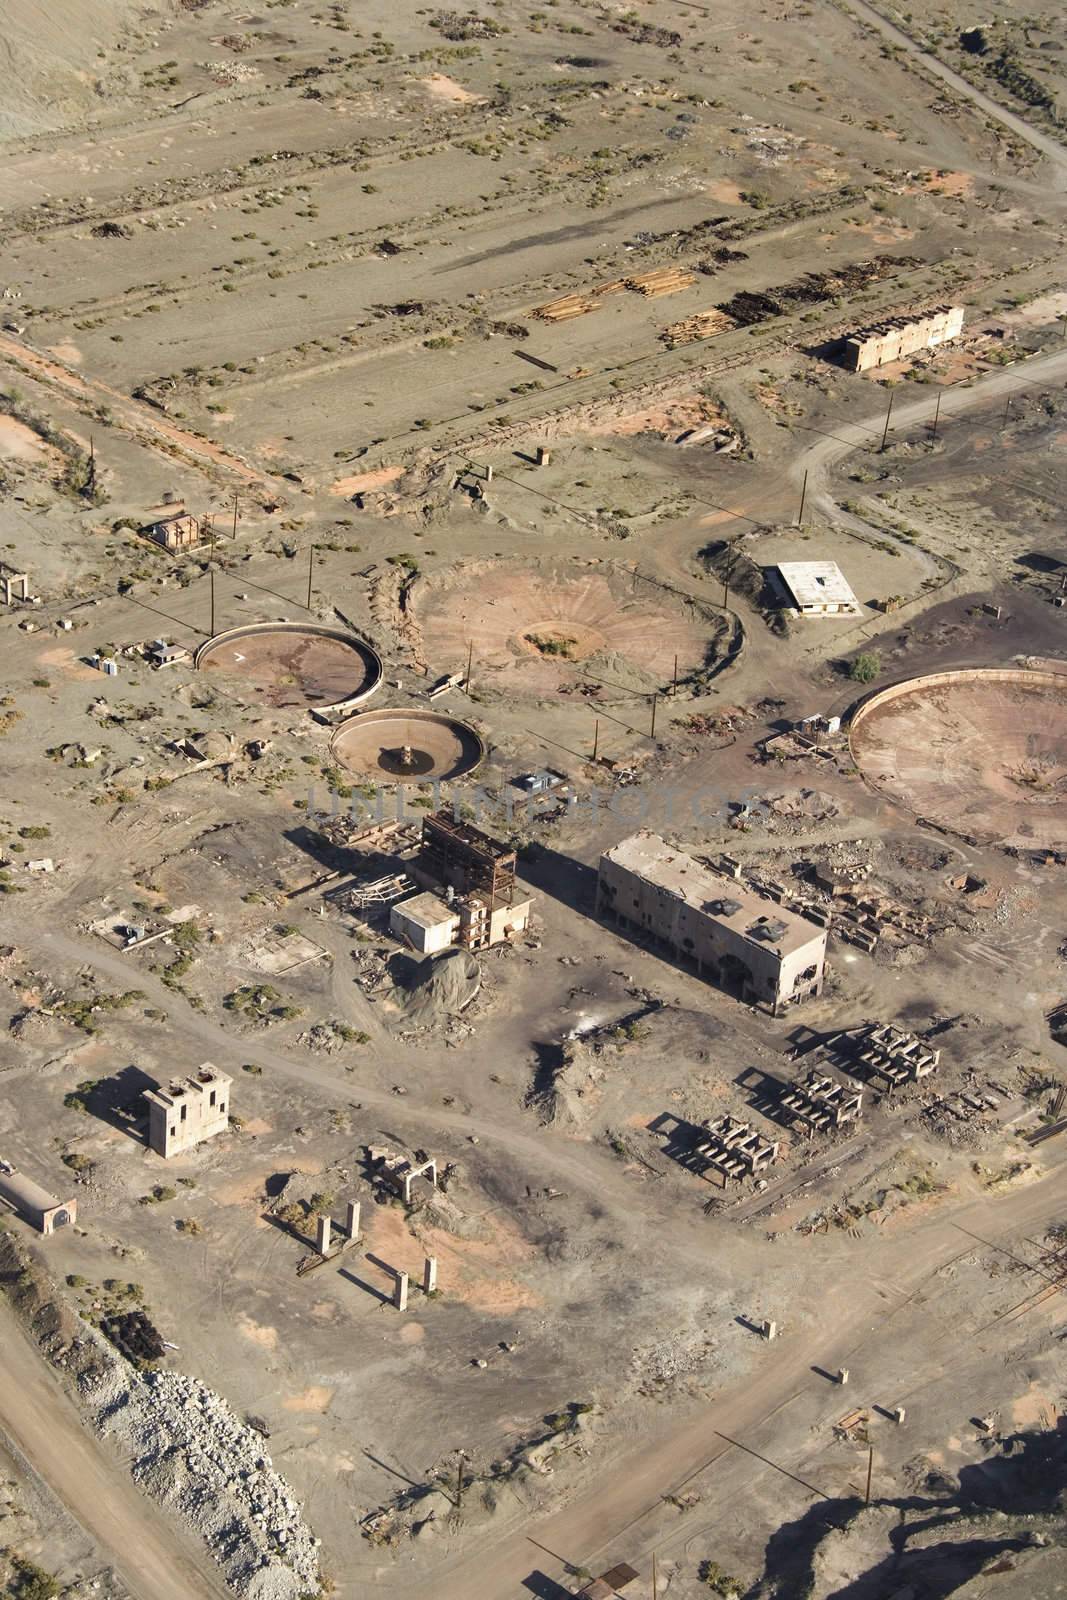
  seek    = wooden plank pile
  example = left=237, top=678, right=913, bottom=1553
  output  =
left=625, top=265, right=696, bottom=297
left=532, top=292, right=602, bottom=322
left=660, top=308, right=736, bottom=348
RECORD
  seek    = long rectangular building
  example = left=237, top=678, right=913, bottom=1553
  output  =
left=597, top=832, right=826, bottom=1013
left=842, top=305, right=964, bottom=372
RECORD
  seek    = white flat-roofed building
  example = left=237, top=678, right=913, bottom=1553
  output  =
left=597, top=831, right=826, bottom=1013
left=774, top=561, right=861, bottom=617
left=390, top=890, right=460, bottom=954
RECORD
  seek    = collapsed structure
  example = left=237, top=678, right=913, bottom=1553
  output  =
left=145, top=1064, right=232, bottom=1158
left=841, top=305, right=964, bottom=371
left=597, top=831, right=826, bottom=1012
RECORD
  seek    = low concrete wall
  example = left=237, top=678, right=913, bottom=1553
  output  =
left=194, top=621, right=383, bottom=714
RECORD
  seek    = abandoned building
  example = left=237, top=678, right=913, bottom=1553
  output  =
left=145, top=1064, right=231, bottom=1158
left=772, top=561, right=861, bottom=617
left=399, top=810, right=532, bottom=950
left=0, top=1167, right=77, bottom=1234
left=597, top=831, right=826, bottom=1012
left=145, top=511, right=202, bottom=552
left=841, top=305, right=964, bottom=372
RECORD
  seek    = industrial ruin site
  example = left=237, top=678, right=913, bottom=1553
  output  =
left=2, top=2, right=1067, bottom=1598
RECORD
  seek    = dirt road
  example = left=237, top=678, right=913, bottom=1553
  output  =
left=0, top=1296, right=230, bottom=1600
left=837, top=0, right=1067, bottom=183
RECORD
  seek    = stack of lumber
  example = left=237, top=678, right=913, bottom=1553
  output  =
left=592, top=278, right=627, bottom=297
left=532, top=293, right=601, bottom=322
left=660, top=308, right=736, bottom=348
left=625, top=266, right=696, bottom=297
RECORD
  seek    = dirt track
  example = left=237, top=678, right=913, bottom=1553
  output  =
left=0, top=1297, right=230, bottom=1600
left=839, top=0, right=1067, bottom=182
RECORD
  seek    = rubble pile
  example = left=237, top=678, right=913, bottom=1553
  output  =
left=87, top=1359, right=319, bottom=1599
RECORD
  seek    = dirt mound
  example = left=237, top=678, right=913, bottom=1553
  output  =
left=534, top=1038, right=606, bottom=1128
left=394, top=949, right=481, bottom=1026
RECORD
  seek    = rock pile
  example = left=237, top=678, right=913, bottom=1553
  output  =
left=86, top=1358, right=319, bottom=1599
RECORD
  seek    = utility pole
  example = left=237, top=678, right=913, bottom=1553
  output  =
left=306, top=543, right=315, bottom=610
left=592, top=719, right=599, bottom=762
left=879, top=390, right=894, bottom=452
left=465, top=638, right=474, bottom=691
left=1003, top=395, right=1012, bottom=426
left=797, top=469, right=808, bottom=528
left=231, top=491, right=239, bottom=541
left=650, top=693, right=658, bottom=740
left=865, top=1445, right=874, bottom=1506
left=672, top=654, right=679, bottom=697
left=930, top=389, right=942, bottom=441
left=209, top=563, right=216, bottom=637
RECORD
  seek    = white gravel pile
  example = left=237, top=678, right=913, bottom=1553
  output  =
left=84, top=1357, right=319, bottom=1599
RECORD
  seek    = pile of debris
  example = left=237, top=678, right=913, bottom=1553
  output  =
left=87, top=1356, right=319, bottom=1598
left=429, top=10, right=502, bottom=39
left=391, top=948, right=482, bottom=1026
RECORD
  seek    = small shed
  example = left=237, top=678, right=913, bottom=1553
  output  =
left=0, top=1169, right=77, bottom=1235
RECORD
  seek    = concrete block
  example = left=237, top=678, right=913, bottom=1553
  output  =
left=394, top=1271, right=409, bottom=1312
left=316, top=1215, right=331, bottom=1255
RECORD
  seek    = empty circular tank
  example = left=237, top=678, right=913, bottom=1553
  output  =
left=194, top=621, right=382, bottom=712
left=330, top=707, right=485, bottom=783
left=849, top=666, right=1067, bottom=848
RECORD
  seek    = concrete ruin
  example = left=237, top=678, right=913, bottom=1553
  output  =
left=0, top=1166, right=77, bottom=1234
left=842, top=305, right=964, bottom=371
left=781, top=1072, right=863, bottom=1136
left=145, top=1063, right=232, bottom=1159
left=387, top=810, right=534, bottom=951
left=697, top=1114, right=780, bottom=1187
left=146, top=511, right=202, bottom=552
left=597, top=831, right=826, bottom=1012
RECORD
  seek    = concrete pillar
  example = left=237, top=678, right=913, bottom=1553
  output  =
left=394, top=1271, right=409, bottom=1312
left=893, top=1405, right=906, bottom=1426
left=838, top=1367, right=849, bottom=1386
left=484, top=464, right=493, bottom=483
left=535, top=446, right=550, bottom=467
left=762, top=1319, right=777, bottom=1341
left=423, top=1257, right=437, bottom=1295
left=346, top=1199, right=361, bottom=1240
left=316, top=1215, right=331, bottom=1256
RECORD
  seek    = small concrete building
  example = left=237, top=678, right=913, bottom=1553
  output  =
left=390, top=891, right=460, bottom=955
left=774, top=561, right=861, bottom=617
left=145, top=1064, right=231, bottom=1159
left=0, top=1169, right=77, bottom=1235
left=597, top=831, right=826, bottom=1013
left=146, top=512, right=202, bottom=553
left=842, top=305, right=964, bottom=372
